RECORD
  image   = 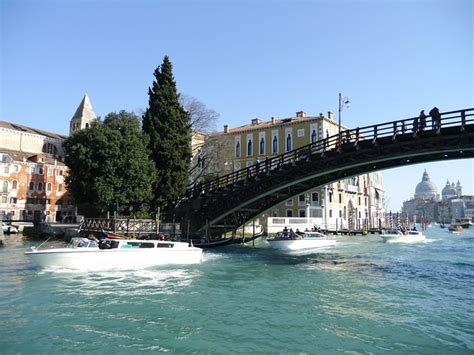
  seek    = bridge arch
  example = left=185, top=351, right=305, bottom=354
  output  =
left=177, top=108, right=474, bottom=237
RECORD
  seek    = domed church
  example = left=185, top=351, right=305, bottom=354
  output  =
left=414, top=170, right=438, bottom=200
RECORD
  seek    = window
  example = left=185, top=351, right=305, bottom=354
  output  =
left=329, top=209, right=333, bottom=218
left=29, top=182, right=34, bottom=190
left=339, top=210, right=342, bottom=218
left=47, top=183, right=52, bottom=191
left=299, top=209, right=306, bottom=217
left=12, top=180, right=18, bottom=189
left=38, top=167, right=43, bottom=175
left=42, top=143, right=57, bottom=155
left=10, top=197, right=17, bottom=204
left=247, top=139, right=252, bottom=156
left=30, top=165, right=35, bottom=174
left=48, top=167, right=53, bottom=176
left=329, top=192, right=333, bottom=203
left=339, top=194, right=342, bottom=203
left=272, top=209, right=279, bottom=217
left=235, top=141, right=241, bottom=158
left=286, top=134, right=292, bottom=152
left=59, top=170, right=64, bottom=176
left=312, top=192, right=319, bottom=203
left=1, top=196, right=6, bottom=203
left=358, top=197, right=361, bottom=205
left=13, top=165, right=19, bottom=172
left=272, top=136, right=278, bottom=154
left=285, top=199, right=293, bottom=206
left=4, top=166, right=9, bottom=174
left=259, top=138, right=265, bottom=155
left=37, top=182, right=43, bottom=191
left=298, top=194, right=306, bottom=205
left=311, top=130, right=317, bottom=143
left=2, top=181, right=7, bottom=192
left=58, top=184, right=63, bottom=192
left=286, top=209, right=293, bottom=217
left=85, top=123, right=90, bottom=128
left=298, top=129, right=305, bottom=137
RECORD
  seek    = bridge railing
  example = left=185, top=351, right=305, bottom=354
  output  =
left=185, top=108, right=473, bottom=198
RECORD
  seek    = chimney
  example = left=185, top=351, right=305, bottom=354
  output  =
left=224, top=125, right=228, bottom=133
left=271, top=117, right=276, bottom=124
left=328, top=111, right=334, bottom=120
left=296, top=111, right=306, bottom=118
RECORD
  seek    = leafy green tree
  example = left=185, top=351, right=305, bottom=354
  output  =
left=63, top=111, right=156, bottom=216
left=143, top=56, right=192, bottom=217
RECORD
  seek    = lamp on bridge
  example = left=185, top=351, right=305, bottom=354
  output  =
left=338, top=93, right=351, bottom=136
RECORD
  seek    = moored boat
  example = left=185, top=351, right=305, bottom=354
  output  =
left=448, top=225, right=464, bottom=234
left=25, top=237, right=203, bottom=270
left=267, top=231, right=336, bottom=252
left=380, top=229, right=426, bottom=243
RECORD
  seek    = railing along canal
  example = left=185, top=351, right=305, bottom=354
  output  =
left=185, top=108, right=474, bottom=198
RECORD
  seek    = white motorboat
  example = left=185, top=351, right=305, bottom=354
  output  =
left=380, top=229, right=426, bottom=243
left=25, top=237, right=203, bottom=270
left=267, top=231, right=336, bottom=252
left=448, top=225, right=464, bottom=234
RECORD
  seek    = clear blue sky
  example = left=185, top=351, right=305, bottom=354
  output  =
left=1, top=0, right=473, bottom=211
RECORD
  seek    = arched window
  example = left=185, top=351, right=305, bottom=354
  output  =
left=85, top=123, right=89, bottom=128
left=247, top=139, right=252, bottom=156
left=37, top=182, right=43, bottom=191
left=259, top=138, right=265, bottom=155
left=42, top=143, right=57, bottom=155
left=58, top=184, right=63, bottom=192
left=286, top=134, right=292, bottom=152
left=29, top=182, right=34, bottom=190
left=235, top=141, right=240, bottom=158
left=311, top=130, right=317, bottom=144
left=272, top=136, right=278, bottom=153
left=12, top=180, right=18, bottom=189
left=47, top=183, right=52, bottom=191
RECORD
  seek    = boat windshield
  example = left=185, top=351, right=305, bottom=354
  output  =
left=67, top=238, right=98, bottom=248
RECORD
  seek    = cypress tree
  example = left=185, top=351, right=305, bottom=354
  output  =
left=143, top=56, right=192, bottom=218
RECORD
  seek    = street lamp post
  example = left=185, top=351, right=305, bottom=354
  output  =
left=338, top=93, right=351, bottom=136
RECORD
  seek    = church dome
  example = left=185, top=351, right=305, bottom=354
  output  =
left=414, top=170, right=438, bottom=200
left=442, top=180, right=457, bottom=200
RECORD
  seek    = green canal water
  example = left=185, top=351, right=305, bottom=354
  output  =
left=1, top=227, right=473, bottom=353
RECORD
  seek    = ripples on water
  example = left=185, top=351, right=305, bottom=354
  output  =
left=0, top=229, right=473, bottom=353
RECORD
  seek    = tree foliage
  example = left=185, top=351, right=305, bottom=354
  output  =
left=143, top=56, right=192, bottom=217
left=63, top=111, right=156, bottom=216
left=180, top=94, right=219, bottom=133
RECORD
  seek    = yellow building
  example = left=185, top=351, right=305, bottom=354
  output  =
left=200, top=110, right=385, bottom=232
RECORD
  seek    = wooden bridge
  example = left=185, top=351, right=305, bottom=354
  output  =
left=176, top=108, right=474, bottom=238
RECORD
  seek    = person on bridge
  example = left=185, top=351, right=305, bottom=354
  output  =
left=413, top=115, right=419, bottom=133
left=418, top=110, right=426, bottom=131
left=429, top=107, right=441, bottom=130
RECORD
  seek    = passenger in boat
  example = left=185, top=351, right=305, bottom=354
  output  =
left=289, top=228, right=296, bottom=239
left=282, top=226, right=289, bottom=238
left=295, top=229, right=304, bottom=238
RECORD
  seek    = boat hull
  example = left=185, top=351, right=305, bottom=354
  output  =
left=25, top=247, right=203, bottom=270
left=268, top=238, right=336, bottom=251
left=381, top=235, right=426, bottom=243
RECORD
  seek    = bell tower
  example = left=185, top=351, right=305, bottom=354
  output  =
left=69, top=94, right=97, bottom=135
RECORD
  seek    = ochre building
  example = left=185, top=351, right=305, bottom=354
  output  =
left=199, top=110, right=385, bottom=232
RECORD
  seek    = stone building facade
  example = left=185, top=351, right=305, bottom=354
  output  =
left=402, top=169, right=471, bottom=223
left=198, top=110, right=385, bottom=231
left=0, top=94, right=96, bottom=222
